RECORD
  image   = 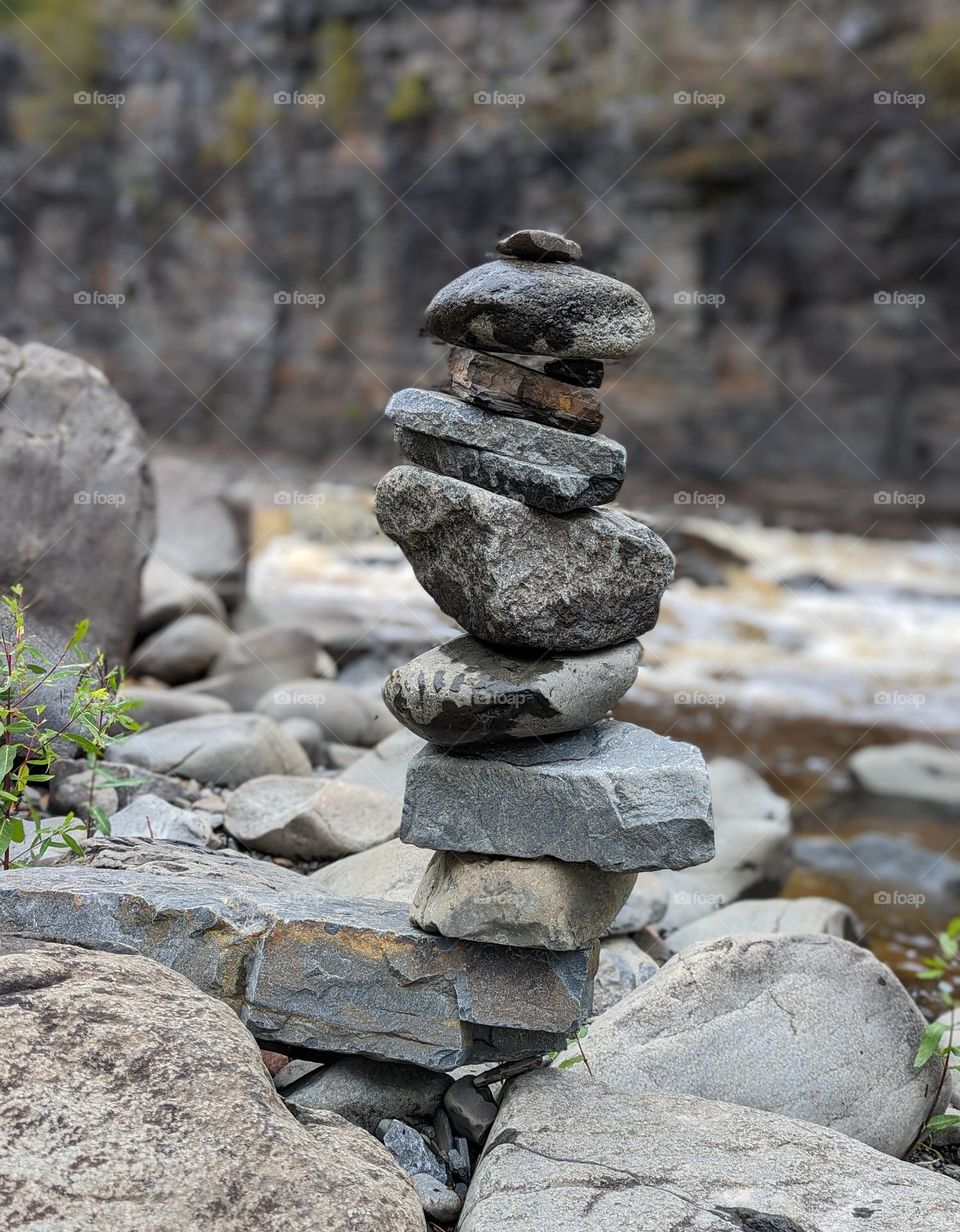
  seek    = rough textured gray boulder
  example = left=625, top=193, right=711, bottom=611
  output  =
left=448, top=346, right=602, bottom=434
left=459, top=1068, right=958, bottom=1232
left=108, top=712, right=311, bottom=785
left=130, top=613, right=230, bottom=684
left=411, top=1173, right=461, bottom=1224
left=665, top=895, right=863, bottom=953
left=603, top=871, right=669, bottom=935
left=109, top=793, right=213, bottom=846
left=376, top=467, right=674, bottom=652
left=411, top=852, right=636, bottom=949
left=379, top=1119, right=445, bottom=1183
left=225, top=774, right=400, bottom=859
left=255, top=678, right=400, bottom=747
left=340, top=730, right=427, bottom=799
left=423, top=259, right=654, bottom=359
left=591, top=938, right=659, bottom=1017
left=310, top=837, right=432, bottom=900
left=286, top=1057, right=450, bottom=1134
left=849, top=741, right=960, bottom=806
left=0, top=838, right=595, bottom=1069
left=122, top=684, right=231, bottom=728
left=0, top=938, right=425, bottom=1232
left=577, top=933, right=945, bottom=1156
left=496, top=228, right=582, bottom=261
left=401, top=720, right=713, bottom=874
left=383, top=636, right=641, bottom=746
left=0, top=339, right=154, bottom=726
left=387, top=387, right=624, bottom=512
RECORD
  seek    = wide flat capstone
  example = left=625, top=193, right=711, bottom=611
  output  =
left=0, top=839, right=596, bottom=1070
left=400, top=720, right=714, bottom=873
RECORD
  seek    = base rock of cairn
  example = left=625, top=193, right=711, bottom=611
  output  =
left=375, top=229, right=714, bottom=1043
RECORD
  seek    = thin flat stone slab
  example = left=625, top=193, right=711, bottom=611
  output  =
left=387, top=387, right=624, bottom=513
left=459, top=1069, right=959, bottom=1232
left=383, top=636, right=642, bottom=746
left=495, top=229, right=581, bottom=262
left=400, top=720, right=714, bottom=874
left=424, top=260, right=654, bottom=359
left=376, top=466, right=674, bottom=653
left=448, top=347, right=602, bottom=435
left=0, top=839, right=595, bottom=1070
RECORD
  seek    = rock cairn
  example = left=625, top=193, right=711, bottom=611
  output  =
left=375, top=230, right=714, bottom=1006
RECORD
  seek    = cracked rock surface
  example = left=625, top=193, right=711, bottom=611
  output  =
left=376, top=466, right=674, bottom=652
left=401, top=720, right=713, bottom=873
left=0, top=838, right=595, bottom=1070
left=459, top=1068, right=956, bottom=1231
left=575, top=933, right=947, bottom=1157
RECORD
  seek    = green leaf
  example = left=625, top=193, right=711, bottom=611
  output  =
left=558, top=1056, right=584, bottom=1069
left=62, top=833, right=84, bottom=856
left=939, top=933, right=959, bottom=960
left=9, top=817, right=24, bottom=845
left=69, top=733, right=102, bottom=758
left=67, top=619, right=90, bottom=651
left=0, top=743, right=19, bottom=780
left=915, top=1021, right=948, bottom=1067
left=576, top=1025, right=589, bottom=1040
left=926, top=1114, right=960, bottom=1132
left=946, top=918, right=960, bottom=940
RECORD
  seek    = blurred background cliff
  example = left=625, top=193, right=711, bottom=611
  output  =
left=1, top=0, right=958, bottom=526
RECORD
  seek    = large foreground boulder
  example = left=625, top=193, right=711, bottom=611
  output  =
left=578, top=933, right=944, bottom=1157
left=459, top=1068, right=957, bottom=1231
left=0, top=838, right=595, bottom=1070
left=0, top=938, right=425, bottom=1231
left=0, top=339, right=154, bottom=720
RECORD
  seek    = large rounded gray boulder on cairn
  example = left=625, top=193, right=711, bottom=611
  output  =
left=376, top=466, right=674, bottom=652
left=459, top=1068, right=958, bottom=1231
left=0, top=938, right=426, bottom=1232
left=400, top=720, right=714, bottom=873
left=382, top=635, right=642, bottom=745
left=577, top=933, right=947, bottom=1157
left=423, top=259, right=654, bottom=358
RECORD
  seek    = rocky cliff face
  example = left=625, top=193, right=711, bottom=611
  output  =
left=0, top=0, right=957, bottom=516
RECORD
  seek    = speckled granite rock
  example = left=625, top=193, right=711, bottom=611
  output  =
left=401, top=721, right=713, bottom=873
left=411, top=851, right=636, bottom=949
left=0, top=937, right=426, bottom=1232
left=383, top=636, right=641, bottom=746
left=387, top=386, right=624, bottom=512
left=0, top=838, right=595, bottom=1069
left=424, top=259, right=653, bottom=359
left=376, top=466, right=674, bottom=652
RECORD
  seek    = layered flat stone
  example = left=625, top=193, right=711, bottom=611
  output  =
left=411, top=853, right=637, bottom=950
left=400, top=720, right=714, bottom=874
left=424, top=260, right=654, bottom=359
left=0, top=839, right=596, bottom=1070
left=376, top=466, right=674, bottom=652
left=448, top=347, right=602, bottom=435
left=495, top=229, right=582, bottom=262
left=383, top=635, right=642, bottom=746
left=387, top=387, right=624, bottom=513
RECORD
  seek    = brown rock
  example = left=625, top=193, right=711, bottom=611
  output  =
left=448, top=347, right=602, bottom=435
left=495, top=228, right=582, bottom=262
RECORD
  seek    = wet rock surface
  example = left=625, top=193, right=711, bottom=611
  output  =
left=376, top=466, right=674, bottom=652
left=383, top=635, right=641, bottom=746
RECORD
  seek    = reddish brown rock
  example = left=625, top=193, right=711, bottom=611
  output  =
left=447, top=346, right=602, bottom=435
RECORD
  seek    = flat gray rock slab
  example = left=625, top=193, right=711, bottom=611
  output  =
left=286, top=1056, right=450, bottom=1135
left=383, top=635, right=641, bottom=746
left=423, top=259, right=654, bottom=359
left=664, top=895, right=863, bottom=954
left=387, top=387, right=624, bottom=512
left=849, top=740, right=960, bottom=806
left=0, top=839, right=596, bottom=1070
left=401, top=720, right=714, bottom=874
left=109, top=793, right=213, bottom=847
left=0, top=938, right=427, bottom=1232
left=108, top=712, right=311, bottom=786
left=310, top=837, right=433, bottom=901
left=376, top=466, right=674, bottom=653
left=577, top=933, right=946, bottom=1157
left=339, top=730, right=427, bottom=800
left=495, top=229, right=581, bottom=261
left=459, top=1068, right=959, bottom=1231
left=411, top=852, right=637, bottom=950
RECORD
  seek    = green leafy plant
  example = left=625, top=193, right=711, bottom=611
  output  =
left=0, top=585, right=140, bottom=868
left=906, top=917, right=960, bottom=1156
left=548, top=1025, right=593, bottom=1075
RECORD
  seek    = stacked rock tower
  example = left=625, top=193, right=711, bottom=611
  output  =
left=376, top=230, right=714, bottom=1014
